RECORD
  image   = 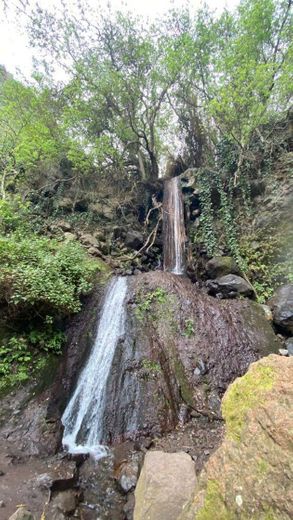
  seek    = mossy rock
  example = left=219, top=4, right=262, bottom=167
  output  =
left=179, top=355, right=293, bottom=520
left=206, top=256, right=241, bottom=279
left=222, top=363, right=275, bottom=442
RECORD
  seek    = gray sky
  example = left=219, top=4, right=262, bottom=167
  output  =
left=0, top=0, right=240, bottom=79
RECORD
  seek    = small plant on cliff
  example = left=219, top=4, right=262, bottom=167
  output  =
left=141, top=358, right=162, bottom=378
left=182, top=318, right=195, bottom=338
left=135, top=287, right=168, bottom=320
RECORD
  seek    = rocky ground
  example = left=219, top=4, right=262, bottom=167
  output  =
left=0, top=384, right=223, bottom=520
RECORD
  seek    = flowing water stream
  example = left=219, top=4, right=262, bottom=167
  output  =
left=62, top=276, right=128, bottom=458
left=163, top=176, right=186, bottom=274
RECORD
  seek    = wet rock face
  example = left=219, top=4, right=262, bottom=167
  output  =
left=0, top=383, right=62, bottom=458
left=134, top=451, right=196, bottom=520
left=101, top=271, right=280, bottom=443
left=268, top=284, right=293, bottom=334
left=179, top=355, right=293, bottom=520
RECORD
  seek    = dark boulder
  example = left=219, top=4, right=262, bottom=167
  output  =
left=125, top=230, right=144, bottom=250
left=207, top=274, right=256, bottom=299
left=268, top=284, right=293, bottom=334
left=205, top=256, right=241, bottom=279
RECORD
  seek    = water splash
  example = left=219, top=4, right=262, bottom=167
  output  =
left=163, top=176, right=186, bottom=275
left=62, top=276, right=128, bottom=459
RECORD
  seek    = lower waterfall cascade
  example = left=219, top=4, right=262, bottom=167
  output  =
left=62, top=276, right=128, bottom=459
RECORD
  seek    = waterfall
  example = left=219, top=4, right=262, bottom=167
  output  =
left=62, top=276, right=128, bottom=459
left=163, top=176, right=186, bottom=275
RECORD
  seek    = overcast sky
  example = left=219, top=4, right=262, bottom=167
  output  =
left=0, top=0, right=240, bottom=79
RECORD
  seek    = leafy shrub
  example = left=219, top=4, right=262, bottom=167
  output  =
left=0, top=234, right=99, bottom=316
left=0, top=198, right=30, bottom=233
left=0, top=229, right=99, bottom=394
left=239, top=233, right=293, bottom=303
left=0, top=330, right=65, bottom=394
left=182, top=318, right=195, bottom=338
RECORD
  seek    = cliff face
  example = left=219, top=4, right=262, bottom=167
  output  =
left=48, top=271, right=280, bottom=447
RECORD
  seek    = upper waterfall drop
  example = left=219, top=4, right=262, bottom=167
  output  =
left=163, top=176, right=187, bottom=275
left=62, top=276, right=128, bottom=459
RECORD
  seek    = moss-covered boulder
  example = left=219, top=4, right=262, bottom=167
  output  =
left=179, top=355, right=293, bottom=520
left=206, top=257, right=241, bottom=279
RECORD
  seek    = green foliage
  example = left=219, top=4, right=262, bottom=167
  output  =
left=197, top=170, right=217, bottom=256
left=0, top=329, right=65, bottom=394
left=0, top=211, right=99, bottom=393
left=239, top=233, right=293, bottom=303
left=196, top=168, right=246, bottom=268
left=141, top=358, right=162, bottom=378
left=135, top=287, right=168, bottom=320
left=182, top=318, right=195, bottom=338
left=0, top=197, right=30, bottom=233
left=0, top=233, right=98, bottom=315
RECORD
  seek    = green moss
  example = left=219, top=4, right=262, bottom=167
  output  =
left=257, top=458, right=270, bottom=476
left=197, top=480, right=234, bottom=520
left=174, top=358, right=194, bottom=407
left=261, top=510, right=280, bottom=520
left=196, top=481, right=282, bottom=520
left=222, top=364, right=275, bottom=442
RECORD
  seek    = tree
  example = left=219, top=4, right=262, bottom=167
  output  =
left=28, top=6, right=182, bottom=180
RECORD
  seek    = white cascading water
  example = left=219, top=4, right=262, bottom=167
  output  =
left=163, top=176, right=186, bottom=275
left=62, top=276, right=128, bottom=459
left=172, top=177, right=183, bottom=274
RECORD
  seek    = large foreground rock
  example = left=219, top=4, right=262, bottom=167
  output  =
left=268, top=284, right=293, bottom=334
left=179, top=355, right=293, bottom=520
left=134, top=451, right=196, bottom=520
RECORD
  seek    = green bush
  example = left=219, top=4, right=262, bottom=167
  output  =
left=0, top=229, right=99, bottom=393
left=0, top=330, right=65, bottom=394
left=0, top=234, right=99, bottom=315
left=0, top=198, right=31, bottom=233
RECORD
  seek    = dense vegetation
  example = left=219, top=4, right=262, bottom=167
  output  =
left=0, top=0, right=292, bottom=391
